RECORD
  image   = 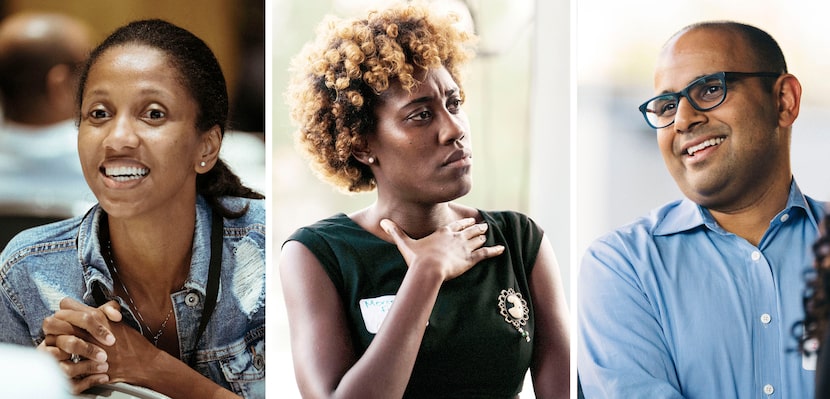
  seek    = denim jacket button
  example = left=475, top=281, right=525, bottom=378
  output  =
left=253, top=353, right=265, bottom=370
left=185, top=292, right=200, bottom=307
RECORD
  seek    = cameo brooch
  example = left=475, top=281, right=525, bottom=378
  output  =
left=498, top=288, right=530, bottom=342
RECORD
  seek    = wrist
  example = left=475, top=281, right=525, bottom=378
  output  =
left=129, top=348, right=170, bottom=389
left=407, top=258, right=447, bottom=285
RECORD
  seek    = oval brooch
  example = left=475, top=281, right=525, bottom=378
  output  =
left=498, top=288, right=530, bottom=342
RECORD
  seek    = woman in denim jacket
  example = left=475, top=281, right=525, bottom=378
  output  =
left=0, top=20, right=265, bottom=399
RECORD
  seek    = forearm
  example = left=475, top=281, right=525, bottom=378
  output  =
left=333, top=263, right=443, bottom=398
left=132, top=350, right=239, bottom=399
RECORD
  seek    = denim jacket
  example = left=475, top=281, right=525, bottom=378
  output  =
left=0, top=196, right=265, bottom=398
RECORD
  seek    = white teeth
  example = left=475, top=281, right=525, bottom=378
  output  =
left=105, top=166, right=149, bottom=181
left=687, top=137, right=725, bottom=156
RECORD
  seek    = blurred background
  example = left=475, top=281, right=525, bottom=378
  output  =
left=269, top=0, right=570, bottom=396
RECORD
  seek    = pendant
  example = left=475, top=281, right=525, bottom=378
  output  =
left=498, top=288, right=530, bottom=342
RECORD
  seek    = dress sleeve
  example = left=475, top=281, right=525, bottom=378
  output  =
left=577, top=233, right=686, bottom=399
left=284, top=225, right=345, bottom=295
left=483, top=210, right=544, bottom=275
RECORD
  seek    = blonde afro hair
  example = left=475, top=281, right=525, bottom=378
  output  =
left=285, top=1, right=475, bottom=192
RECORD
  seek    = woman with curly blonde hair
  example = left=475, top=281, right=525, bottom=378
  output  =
left=280, top=2, right=569, bottom=398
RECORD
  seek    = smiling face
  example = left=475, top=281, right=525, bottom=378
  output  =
left=78, top=44, right=207, bottom=220
left=653, top=27, right=790, bottom=211
left=366, top=66, right=473, bottom=205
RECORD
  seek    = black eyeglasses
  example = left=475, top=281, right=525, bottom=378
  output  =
left=638, top=71, right=781, bottom=129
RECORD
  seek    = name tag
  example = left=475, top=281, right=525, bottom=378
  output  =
left=359, top=295, right=396, bottom=334
left=803, top=337, right=819, bottom=371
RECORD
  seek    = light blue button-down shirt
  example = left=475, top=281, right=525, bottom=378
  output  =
left=578, top=181, right=823, bottom=399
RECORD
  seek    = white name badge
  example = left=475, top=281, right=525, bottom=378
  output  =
left=359, top=295, right=396, bottom=334
left=803, top=337, right=819, bottom=371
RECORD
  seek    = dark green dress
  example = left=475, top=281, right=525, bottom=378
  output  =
left=287, top=210, right=544, bottom=398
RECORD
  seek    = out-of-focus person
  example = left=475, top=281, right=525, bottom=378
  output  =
left=0, top=12, right=96, bottom=247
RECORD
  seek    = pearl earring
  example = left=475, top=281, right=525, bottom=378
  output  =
left=200, top=161, right=206, bottom=167
left=368, top=156, right=375, bottom=164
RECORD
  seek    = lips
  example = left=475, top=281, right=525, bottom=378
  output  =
left=442, top=149, right=472, bottom=166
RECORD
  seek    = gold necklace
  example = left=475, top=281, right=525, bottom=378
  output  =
left=106, top=240, right=175, bottom=347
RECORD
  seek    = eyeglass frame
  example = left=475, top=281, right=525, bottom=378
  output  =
left=638, top=71, right=781, bottom=129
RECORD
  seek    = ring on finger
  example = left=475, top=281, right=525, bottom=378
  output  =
left=70, top=353, right=81, bottom=363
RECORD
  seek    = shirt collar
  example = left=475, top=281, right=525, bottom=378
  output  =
left=653, top=179, right=814, bottom=236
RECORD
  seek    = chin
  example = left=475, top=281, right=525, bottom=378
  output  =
left=438, top=181, right=473, bottom=203
left=679, top=183, right=730, bottom=210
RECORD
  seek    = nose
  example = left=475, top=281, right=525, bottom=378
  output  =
left=438, top=111, right=467, bottom=145
left=671, top=96, right=707, bottom=133
left=102, top=114, right=140, bottom=150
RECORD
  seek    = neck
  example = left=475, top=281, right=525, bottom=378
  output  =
left=707, top=178, right=791, bottom=246
left=105, top=209, right=195, bottom=295
left=353, top=199, right=478, bottom=240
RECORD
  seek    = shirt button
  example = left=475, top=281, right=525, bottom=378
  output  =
left=760, top=313, right=772, bottom=324
left=751, top=251, right=761, bottom=261
left=185, top=292, right=201, bottom=307
left=780, top=213, right=790, bottom=223
left=763, top=384, right=774, bottom=395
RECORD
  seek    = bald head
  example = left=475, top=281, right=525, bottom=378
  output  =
left=661, top=21, right=787, bottom=75
left=0, top=12, right=92, bottom=125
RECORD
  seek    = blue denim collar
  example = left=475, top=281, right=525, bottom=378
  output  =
left=76, top=196, right=216, bottom=305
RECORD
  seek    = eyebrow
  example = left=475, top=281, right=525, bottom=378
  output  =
left=401, top=88, right=460, bottom=108
left=658, top=73, right=712, bottom=95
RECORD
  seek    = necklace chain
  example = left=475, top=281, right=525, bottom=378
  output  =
left=106, top=240, right=175, bottom=347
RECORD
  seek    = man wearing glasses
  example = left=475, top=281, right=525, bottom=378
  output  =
left=578, top=21, right=823, bottom=398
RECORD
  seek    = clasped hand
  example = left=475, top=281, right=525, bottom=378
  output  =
left=38, top=297, right=158, bottom=394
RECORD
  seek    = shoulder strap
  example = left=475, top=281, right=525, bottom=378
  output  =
left=193, top=209, right=222, bottom=346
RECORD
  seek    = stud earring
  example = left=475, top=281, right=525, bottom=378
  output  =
left=368, top=156, right=375, bottom=164
left=200, top=161, right=206, bottom=167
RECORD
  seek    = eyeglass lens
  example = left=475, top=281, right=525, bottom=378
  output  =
left=643, top=74, right=726, bottom=129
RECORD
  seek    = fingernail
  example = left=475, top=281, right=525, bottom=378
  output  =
left=479, top=223, right=488, bottom=232
left=96, top=362, right=108, bottom=372
left=95, top=351, right=107, bottom=362
left=98, top=375, right=109, bottom=384
left=103, top=334, right=115, bottom=346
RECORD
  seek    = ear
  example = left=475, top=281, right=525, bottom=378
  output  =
left=351, top=141, right=375, bottom=166
left=776, top=74, right=801, bottom=128
left=46, top=63, right=70, bottom=90
left=45, top=64, right=73, bottom=104
left=196, top=125, right=222, bottom=174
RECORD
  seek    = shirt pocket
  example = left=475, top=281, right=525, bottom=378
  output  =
left=196, top=325, right=265, bottom=398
